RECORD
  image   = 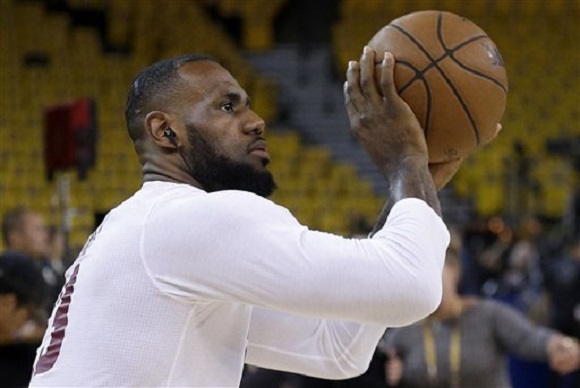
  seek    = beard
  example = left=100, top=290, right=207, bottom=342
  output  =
left=183, top=124, right=277, bottom=198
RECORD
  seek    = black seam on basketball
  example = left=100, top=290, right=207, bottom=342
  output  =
left=372, top=59, right=431, bottom=135
left=389, top=22, right=481, bottom=144
left=373, top=59, right=428, bottom=93
left=392, top=28, right=489, bottom=90
left=436, top=14, right=508, bottom=94
left=437, top=11, right=480, bottom=145
left=449, top=59, right=508, bottom=93
left=395, top=61, right=423, bottom=93
left=423, top=77, right=432, bottom=138
left=436, top=13, right=480, bottom=144
left=393, top=61, right=432, bottom=136
left=450, top=35, right=489, bottom=52
left=388, top=24, right=437, bottom=63
left=387, top=24, right=438, bottom=136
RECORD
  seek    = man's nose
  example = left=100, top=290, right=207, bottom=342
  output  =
left=242, top=111, right=265, bottom=136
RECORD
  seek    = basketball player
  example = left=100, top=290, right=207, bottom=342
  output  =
left=29, top=47, right=460, bottom=386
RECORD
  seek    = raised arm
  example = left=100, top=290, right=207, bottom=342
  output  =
left=244, top=48, right=452, bottom=379
left=344, top=48, right=440, bottom=228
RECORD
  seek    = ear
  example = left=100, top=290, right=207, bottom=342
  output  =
left=145, top=111, right=177, bottom=149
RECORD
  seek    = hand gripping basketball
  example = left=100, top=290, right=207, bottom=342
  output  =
left=344, top=46, right=429, bottom=175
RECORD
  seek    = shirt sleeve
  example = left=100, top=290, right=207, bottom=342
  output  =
left=142, top=192, right=448, bottom=325
left=490, top=300, right=554, bottom=360
left=141, top=192, right=448, bottom=377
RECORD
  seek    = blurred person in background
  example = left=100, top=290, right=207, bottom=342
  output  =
left=380, top=227, right=580, bottom=388
left=0, top=295, right=28, bottom=344
left=1, top=207, right=64, bottom=310
left=45, top=225, right=66, bottom=277
left=0, top=255, right=48, bottom=388
left=458, top=216, right=514, bottom=296
left=498, top=217, right=544, bottom=309
left=0, top=207, right=64, bottom=387
left=562, top=179, right=579, bottom=241
left=543, top=236, right=580, bottom=340
left=543, top=238, right=580, bottom=387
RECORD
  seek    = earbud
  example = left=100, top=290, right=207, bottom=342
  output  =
left=164, top=128, right=175, bottom=138
left=163, top=127, right=194, bottom=176
left=164, top=128, right=178, bottom=146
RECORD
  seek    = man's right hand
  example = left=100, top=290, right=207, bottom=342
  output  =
left=344, top=47, right=429, bottom=175
left=344, top=47, right=441, bottom=218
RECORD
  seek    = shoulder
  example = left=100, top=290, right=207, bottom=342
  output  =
left=205, top=190, right=286, bottom=215
left=154, top=188, right=292, bottom=221
left=144, top=187, right=300, bottom=239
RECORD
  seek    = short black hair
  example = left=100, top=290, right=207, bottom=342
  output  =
left=1, top=206, right=28, bottom=246
left=124, top=53, right=218, bottom=142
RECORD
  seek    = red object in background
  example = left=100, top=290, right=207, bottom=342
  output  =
left=43, top=98, right=97, bottom=180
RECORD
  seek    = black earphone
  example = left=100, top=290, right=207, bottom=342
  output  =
left=163, top=127, right=193, bottom=175
left=164, top=128, right=178, bottom=146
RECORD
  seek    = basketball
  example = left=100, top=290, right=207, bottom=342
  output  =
left=367, top=10, right=508, bottom=163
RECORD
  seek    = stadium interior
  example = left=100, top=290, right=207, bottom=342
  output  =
left=0, top=0, right=578, bottom=254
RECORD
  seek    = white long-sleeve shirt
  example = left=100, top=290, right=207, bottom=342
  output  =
left=30, top=181, right=449, bottom=387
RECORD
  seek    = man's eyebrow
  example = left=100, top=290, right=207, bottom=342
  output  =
left=224, top=92, right=251, bottom=107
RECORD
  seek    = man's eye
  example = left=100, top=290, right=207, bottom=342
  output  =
left=220, top=102, right=234, bottom=112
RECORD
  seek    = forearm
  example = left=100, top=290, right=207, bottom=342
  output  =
left=385, top=157, right=440, bottom=216
left=371, top=157, right=440, bottom=236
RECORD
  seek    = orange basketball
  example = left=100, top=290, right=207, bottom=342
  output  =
left=367, top=10, right=508, bottom=163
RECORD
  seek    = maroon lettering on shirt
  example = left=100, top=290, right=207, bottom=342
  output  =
left=33, top=264, right=80, bottom=375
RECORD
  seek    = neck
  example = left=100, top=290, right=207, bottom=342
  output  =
left=143, top=171, right=181, bottom=183
left=138, top=145, right=203, bottom=188
left=141, top=157, right=203, bottom=188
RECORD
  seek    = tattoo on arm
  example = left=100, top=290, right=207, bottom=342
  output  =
left=370, top=157, right=441, bottom=236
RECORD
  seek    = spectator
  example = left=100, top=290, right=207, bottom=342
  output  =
left=380, top=227, right=580, bottom=388
left=1, top=207, right=63, bottom=309
left=543, top=239, right=580, bottom=387
left=0, top=207, right=64, bottom=387
left=0, top=253, right=49, bottom=388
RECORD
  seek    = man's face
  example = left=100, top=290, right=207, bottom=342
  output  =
left=184, top=122, right=276, bottom=197
left=172, top=61, right=276, bottom=197
left=12, top=213, right=49, bottom=259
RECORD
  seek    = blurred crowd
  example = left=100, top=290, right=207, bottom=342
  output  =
left=0, top=207, right=66, bottom=387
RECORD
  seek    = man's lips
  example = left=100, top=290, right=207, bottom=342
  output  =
left=248, top=140, right=270, bottom=160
